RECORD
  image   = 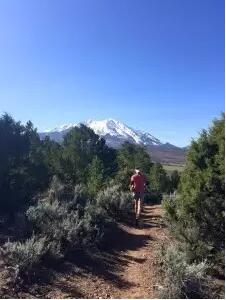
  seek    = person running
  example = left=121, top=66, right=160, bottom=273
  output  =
left=130, top=169, right=146, bottom=226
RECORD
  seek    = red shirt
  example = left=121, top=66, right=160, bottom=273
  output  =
left=130, top=173, right=146, bottom=193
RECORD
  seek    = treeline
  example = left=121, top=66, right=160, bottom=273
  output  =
left=0, top=113, right=179, bottom=220
left=160, top=113, right=225, bottom=298
left=0, top=113, right=178, bottom=285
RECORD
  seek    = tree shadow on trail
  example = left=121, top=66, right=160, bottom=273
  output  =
left=52, top=281, right=85, bottom=299
left=33, top=205, right=161, bottom=297
left=101, top=223, right=151, bottom=251
left=66, top=223, right=152, bottom=289
left=140, top=205, right=166, bottom=229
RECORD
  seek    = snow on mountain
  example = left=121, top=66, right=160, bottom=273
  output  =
left=84, top=119, right=162, bottom=145
left=45, top=123, right=79, bottom=133
left=41, top=118, right=162, bottom=146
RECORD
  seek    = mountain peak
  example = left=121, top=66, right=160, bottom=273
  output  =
left=41, top=118, right=162, bottom=146
left=85, top=118, right=120, bottom=126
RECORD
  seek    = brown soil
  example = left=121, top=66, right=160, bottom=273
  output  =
left=1, top=204, right=225, bottom=299
left=46, top=204, right=167, bottom=299
left=0, top=204, right=169, bottom=299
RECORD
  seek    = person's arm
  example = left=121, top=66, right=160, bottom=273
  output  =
left=130, top=176, right=134, bottom=191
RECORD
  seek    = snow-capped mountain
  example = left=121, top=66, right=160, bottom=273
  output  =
left=41, top=118, right=162, bottom=146
left=84, top=119, right=162, bottom=146
left=39, top=119, right=186, bottom=164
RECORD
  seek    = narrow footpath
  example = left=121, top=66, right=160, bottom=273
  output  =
left=45, top=205, right=169, bottom=299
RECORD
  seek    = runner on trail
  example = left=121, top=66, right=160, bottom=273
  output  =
left=130, top=169, right=146, bottom=226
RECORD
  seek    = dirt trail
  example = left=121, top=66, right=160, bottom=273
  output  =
left=45, top=205, right=168, bottom=299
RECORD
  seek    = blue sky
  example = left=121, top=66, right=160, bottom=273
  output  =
left=0, top=0, right=224, bottom=146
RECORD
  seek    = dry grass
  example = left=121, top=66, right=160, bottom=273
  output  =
left=162, top=164, right=184, bottom=173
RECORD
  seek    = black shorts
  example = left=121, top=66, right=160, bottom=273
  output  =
left=133, top=192, right=144, bottom=201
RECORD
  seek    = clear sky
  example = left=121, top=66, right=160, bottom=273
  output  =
left=0, top=0, right=224, bottom=146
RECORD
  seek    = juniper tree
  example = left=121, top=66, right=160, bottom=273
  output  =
left=87, top=156, right=104, bottom=196
left=149, top=162, right=169, bottom=193
left=165, top=114, right=225, bottom=263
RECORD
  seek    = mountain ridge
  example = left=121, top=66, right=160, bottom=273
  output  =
left=39, top=119, right=186, bottom=164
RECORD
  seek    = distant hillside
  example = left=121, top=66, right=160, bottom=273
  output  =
left=146, top=144, right=186, bottom=165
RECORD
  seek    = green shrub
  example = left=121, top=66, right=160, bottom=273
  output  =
left=72, top=184, right=90, bottom=208
left=96, top=184, right=133, bottom=219
left=27, top=198, right=84, bottom=246
left=79, top=203, right=110, bottom=245
left=142, top=189, right=163, bottom=205
left=44, top=239, right=63, bottom=261
left=87, top=156, right=104, bottom=196
left=26, top=179, right=110, bottom=255
left=27, top=197, right=86, bottom=251
left=158, top=244, right=210, bottom=299
left=1, top=236, right=47, bottom=280
left=1, top=179, right=133, bottom=285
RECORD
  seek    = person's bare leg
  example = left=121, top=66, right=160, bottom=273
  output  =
left=140, top=199, right=143, bottom=213
left=134, top=199, right=137, bottom=217
left=137, top=199, right=141, bottom=219
left=140, top=193, right=144, bottom=213
left=133, top=199, right=139, bottom=226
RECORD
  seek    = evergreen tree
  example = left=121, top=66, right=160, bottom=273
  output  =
left=62, top=125, right=116, bottom=184
left=116, top=142, right=152, bottom=190
left=149, top=162, right=169, bottom=193
left=87, top=156, right=104, bottom=196
left=117, top=142, right=152, bottom=174
left=0, top=114, right=50, bottom=218
left=42, top=137, right=63, bottom=178
left=170, top=170, right=180, bottom=193
left=165, top=114, right=225, bottom=263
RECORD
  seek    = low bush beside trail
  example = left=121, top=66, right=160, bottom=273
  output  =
left=0, top=178, right=133, bottom=283
left=96, top=184, right=133, bottom=219
left=1, top=236, right=47, bottom=282
left=157, top=244, right=211, bottom=299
